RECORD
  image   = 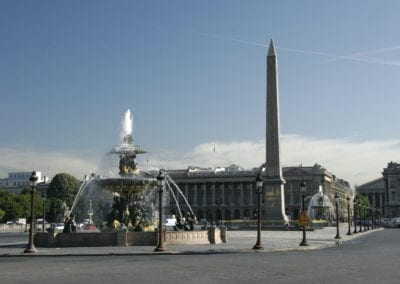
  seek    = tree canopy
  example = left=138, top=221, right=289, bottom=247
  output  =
left=45, top=173, right=81, bottom=222
left=47, top=173, right=81, bottom=206
left=0, top=173, right=82, bottom=223
left=0, top=189, right=44, bottom=223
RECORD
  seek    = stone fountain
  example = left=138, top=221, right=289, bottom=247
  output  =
left=35, top=110, right=225, bottom=247
left=93, top=130, right=157, bottom=232
left=306, top=186, right=335, bottom=224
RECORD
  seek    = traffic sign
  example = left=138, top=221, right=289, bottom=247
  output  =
left=298, top=211, right=311, bottom=227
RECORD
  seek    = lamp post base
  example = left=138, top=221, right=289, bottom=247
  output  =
left=154, top=245, right=167, bottom=252
left=252, top=244, right=264, bottom=250
left=299, top=240, right=309, bottom=246
left=24, top=247, right=37, bottom=253
left=334, top=235, right=342, bottom=240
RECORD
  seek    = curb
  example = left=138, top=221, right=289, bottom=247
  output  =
left=0, top=228, right=383, bottom=258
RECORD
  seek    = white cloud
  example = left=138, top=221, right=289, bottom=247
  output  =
left=0, top=148, right=98, bottom=180
left=148, top=135, right=400, bottom=186
left=2, top=135, right=400, bottom=186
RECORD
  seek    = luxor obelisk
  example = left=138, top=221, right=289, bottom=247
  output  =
left=264, top=39, right=289, bottom=223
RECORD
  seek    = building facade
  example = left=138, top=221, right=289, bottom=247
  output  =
left=0, top=171, right=49, bottom=194
left=167, top=164, right=352, bottom=223
left=357, top=162, right=400, bottom=217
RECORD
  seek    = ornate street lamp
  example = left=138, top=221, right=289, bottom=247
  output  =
left=361, top=205, right=365, bottom=232
left=363, top=206, right=367, bottom=232
left=253, top=172, right=264, bottom=250
left=41, top=191, right=47, bottom=232
left=371, top=208, right=375, bottom=229
left=353, top=200, right=358, bottom=234
left=299, top=180, right=308, bottom=246
left=376, top=209, right=381, bottom=228
left=334, top=192, right=341, bottom=239
left=346, top=196, right=352, bottom=236
left=24, top=171, right=38, bottom=253
left=154, top=170, right=167, bottom=252
left=358, top=204, right=362, bottom=232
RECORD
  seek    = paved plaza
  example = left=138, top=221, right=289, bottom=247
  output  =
left=0, top=224, right=382, bottom=257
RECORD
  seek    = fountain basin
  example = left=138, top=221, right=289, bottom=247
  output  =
left=34, top=229, right=226, bottom=247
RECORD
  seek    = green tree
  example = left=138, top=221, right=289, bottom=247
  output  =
left=0, top=208, right=5, bottom=222
left=46, top=173, right=81, bottom=222
left=354, top=194, right=371, bottom=218
left=17, top=190, right=45, bottom=222
left=0, top=190, right=22, bottom=222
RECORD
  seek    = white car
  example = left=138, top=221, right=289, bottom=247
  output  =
left=47, top=223, right=64, bottom=231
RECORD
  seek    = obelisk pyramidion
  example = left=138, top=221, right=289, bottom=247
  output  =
left=264, top=39, right=289, bottom=224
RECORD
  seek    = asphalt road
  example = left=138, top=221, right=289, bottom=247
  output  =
left=0, top=232, right=27, bottom=247
left=0, top=229, right=398, bottom=284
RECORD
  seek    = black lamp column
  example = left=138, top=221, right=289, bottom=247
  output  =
left=346, top=196, right=352, bottom=236
left=154, top=170, right=166, bottom=252
left=24, top=171, right=38, bottom=253
left=334, top=193, right=341, bottom=239
left=253, top=173, right=264, bottom=250
left=353, top=201, right=358, bottom=234
left=371, top=208, right=375, bottom=229
left=363, top=206, right=367, bottom=232
left=358, top=204, right=362, bottom=232
left=369, top=207, right=372, bottom=230
left=299, top=180, right=308, bottom=246
left=41, top=192, right=46, bottom=232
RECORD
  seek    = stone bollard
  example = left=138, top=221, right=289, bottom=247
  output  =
left=208, top=227, right=222, bottom=244
left=220, top=227, right=228, bottom=243
left=116, top=229, right=128, bottom=246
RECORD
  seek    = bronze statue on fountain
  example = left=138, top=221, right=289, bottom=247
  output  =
left=174, top=212, right=197, bottom=231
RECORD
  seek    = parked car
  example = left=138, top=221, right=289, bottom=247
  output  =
left=82, top=224, right=97, bottom=231
left=387, top=218, right=400, bottom=228
left=47, top=223, right=64, bottom=232
left=378, top=218, right=389, bottom=226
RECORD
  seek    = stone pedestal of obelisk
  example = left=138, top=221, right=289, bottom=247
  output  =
left=263, top=40, right=289, bottom=224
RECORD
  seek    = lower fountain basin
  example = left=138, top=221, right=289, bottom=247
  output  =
left=34, top=229, right=226, bottom=247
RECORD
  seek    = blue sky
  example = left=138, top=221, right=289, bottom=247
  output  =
left=1, top=1, right=400, bottom=185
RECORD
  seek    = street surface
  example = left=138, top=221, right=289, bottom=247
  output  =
left=0, top=228, right=398, bottom=283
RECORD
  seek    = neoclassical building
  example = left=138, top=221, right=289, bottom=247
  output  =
left=357, top=161, right=400, bottom=217
left=0, top=171, right=49, bottom=194
left=167, top=164, right=352, bottom=223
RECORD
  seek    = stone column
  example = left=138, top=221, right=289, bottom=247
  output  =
left=264, top=39, right=288, bottom=223
left=211, top=183, right=216, bottom=206
left=373, top=193, right=376, bottom=208
left=249, top=183, right=253, bottom=206
left=202, top=184, right=207, bottom=206
left=193, top=184, right=198, bottom=206
left=184, top=184, right=189, bottom=199
left=239, top=183, right=244, bottom=206
left=221, top=184, right=225, bottom=205
left=228, top=183, right=233, bottom=205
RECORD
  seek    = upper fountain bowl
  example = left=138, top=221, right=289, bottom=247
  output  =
left=110, top=134, right=147, bottom=156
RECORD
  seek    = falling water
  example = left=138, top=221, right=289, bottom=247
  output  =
left=166, top=175, right=196, bottom=217
left=140, top=169, right=196, bottom=219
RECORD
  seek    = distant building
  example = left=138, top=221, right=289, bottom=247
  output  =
left=357, top=161, right=400, bottom=217
left=167, top=163, right=352, bottom=222
left=0, top=171, right=49, bottom=194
